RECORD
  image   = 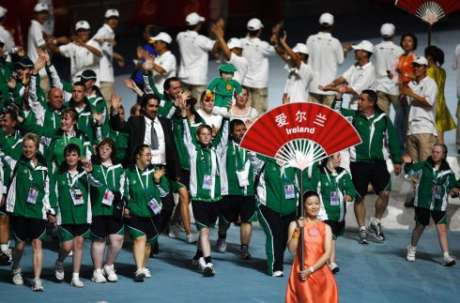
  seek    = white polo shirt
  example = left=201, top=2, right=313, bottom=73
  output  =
left=0, top=25, right=15, bottom=54
left=153, top=50, right=177, bottom=94
left=228, top=53, right=248, bottom=84
left=92, top=24, right=115, bottom=83
left=27, top=20, right=47, bottom=76
left=143, top=116, right=166, bottom=165
left=342, top=61, right=376, bottom=95
left=373, top=40, right=404, bottom=96
left=455, top=44, right=460, bottom=99
left=283, top=62, right=314, bottom=102
left=59, top=40, right=101, bottom=83
left=306, top=32, right=344, bottom=95
left=407, top=76, right=438, bottom=136
left=241, top=36, right=275, bottom=89
left=176, top=30, right=215, bottom=86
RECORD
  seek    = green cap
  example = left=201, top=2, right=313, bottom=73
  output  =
left=218, top=63, right=237, bottom=73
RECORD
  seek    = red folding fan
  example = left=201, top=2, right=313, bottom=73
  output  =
left=240, top=102, right=361, bottom=170
left=395, top=0, right=460, bottom=25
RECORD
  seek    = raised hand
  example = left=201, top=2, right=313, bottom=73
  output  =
left=111, top=93, right=122, bottom=110
left=153, top=167, right=165, bottom=183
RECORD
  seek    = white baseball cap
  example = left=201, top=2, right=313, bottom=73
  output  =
left=105, top=8, right=119, bottom=19
left=75, top=20, right=90, bottom=31
left=153, top=32, right=172, bottom=44
left=292, top=43, right=309, bottom=55
left=227, top=38, right=242, bottom=49
left=0, top=6, right=7, bottom=19
left=319, top=13, right=334, bottom=26
left=247, top=18, right=263, bottom=31
left=352, top=40, right=374, bottom=53
left=380, top=23, right=395, bottom=37
left=413, top=56, right=428, bottom=66
left=34, top=3, right=49, bottom=13
left=185, top=12, right=205, bottom=26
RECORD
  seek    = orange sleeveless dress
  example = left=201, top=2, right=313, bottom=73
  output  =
left=285, top=221, right=338, bottom=303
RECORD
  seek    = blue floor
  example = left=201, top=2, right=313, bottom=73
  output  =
left=0, top=226, right=459, bottom=303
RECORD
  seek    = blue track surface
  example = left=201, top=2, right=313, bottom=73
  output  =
left=0, top=226, right=459, bottom=303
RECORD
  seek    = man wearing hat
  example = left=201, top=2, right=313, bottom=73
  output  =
left=93, top=8, right=125, bottom=105
left=145, top=32, right=176, bottom=94
left=274, top=32, right=313, bottom=102
left=240, top=18, right=275, bottom=114
left=321, top=40, right=376, bottom=109
left=207, top=63, right=242, bottom=112
left=27, top=3, right=50, bottom=91
left=177, top=12, right=218, bottom=102
left=211, top=24, right=248, bottom=84
left=50, top=20, right=102, bottom=83
left=306, top=12, right=344, bottom=107
left=373, top=23, right=404, bottom=114
left=0, top=6, right=15, bottom=55
left=400, top=56, right=438, bottom=162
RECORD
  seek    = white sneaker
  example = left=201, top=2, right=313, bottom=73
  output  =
left=134, top=268, right=145, bottom=282
left=32, top=278, right=44, bottom=292
left=203, top=262, right=215, bottom=277
left=186, top=232, right=198, bottom=244
left=104, top=264, right=118, bottom=282
left=55, top=261, right=65, bottom=281
left=272, top=270, right=284, bottom=277
left=406, top=245, right=416, bottom=262
left=443, top=255, right=456, bottom=267
left=71, top=276, right=84, bottom=288
left=12, top=268, right=24, bottom=285
left=198, top=257, right=207, bottom=273
left=143, top=267, right=152, bottom=278
left=168, top=224, right=181, bottom=239
left=91, top=269, right=107, bottom=283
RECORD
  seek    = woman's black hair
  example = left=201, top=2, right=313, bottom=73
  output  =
left=400, top=33, right=418, bottom=51
left=425, top=45, right=445, bottom=66
left=60, top=143, right=83, bottom=173
left=303, top=190, right=320, bottom=202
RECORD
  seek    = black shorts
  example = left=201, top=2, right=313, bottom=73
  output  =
left=192, top=200, right=220, bottom=230
left=220, top=195, right=256, bottom=223
left=91, top=216, right=124, bottom=240
left=324, top=220, right=345, bottom=239
left=350, top=161, right=390, bottom=197
left=11, top=216, right=47, bottom=242
left=58, top=224, right=90, bottom=242
left=414, top=207, right=448, bottom=226
left=125, top=215, right=159, bottom=242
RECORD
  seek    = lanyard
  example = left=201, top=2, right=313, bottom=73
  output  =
left=66, top=171, right=82, bottom=188
left=136, top=166, right=149, bottom=191
left=233, top=141, right=246, bottom=169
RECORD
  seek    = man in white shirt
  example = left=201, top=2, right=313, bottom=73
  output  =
left=0, top=6, right=15, bottom=56
left=400, top=56, right=438, bottom=162
left=177, top=12, right=217, bottom=102
left=50, top=20, right=101, bottom=83
left=240, top=18, right=275, bottom=113
left=374, top=23, right=404, bottom=114
left=321, top=40, right=376, bottom=109
left=274, top=36, right=313, bottom=103
left=306, top=13, right=344, bottom=107
left=454, top=43, right=460, bottom=153
left=150, top=32, right=176, bottom=94
left=28, top=3, right=49, bottom=91
left=211, top=24, right=248, bottom=84
left=93, top=9, right=125, bottom=106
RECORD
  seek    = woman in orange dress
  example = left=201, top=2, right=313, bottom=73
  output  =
left=285, top=191, right=338, bottom=303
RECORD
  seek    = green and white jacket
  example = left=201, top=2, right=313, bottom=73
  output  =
left=405, top=158, right=457, bottom=211
left=6, top=156, right=52, bottom=220
left=124, top=165, right=169, bottom=218
left=256, top=158, right=299, bottom=215
left=183, top=118, right=228, bottom=202
left=52, top=169, right=101, bottom=225
left=90, top=163, right=125, bottom=217
left=341, top=108, right=401, bottom=164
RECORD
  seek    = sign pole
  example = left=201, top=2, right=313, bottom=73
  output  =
left=298, top=168, right=305, bottom=275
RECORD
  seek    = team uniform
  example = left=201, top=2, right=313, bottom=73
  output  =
left=123, top=165, right=169, bottom=243
left=283, top=61, right=314, bottom=102
left=90, top=163, right=125, bottom=240
left=256, top=158, right=298, bottom=275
